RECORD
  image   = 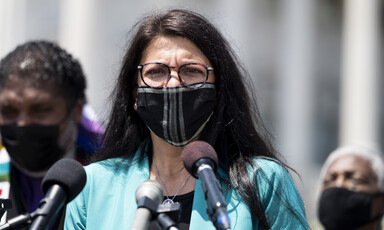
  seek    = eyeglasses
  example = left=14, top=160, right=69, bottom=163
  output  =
left=137, top=62, right=214, bottom=88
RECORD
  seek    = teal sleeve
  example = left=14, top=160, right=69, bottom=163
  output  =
left=254, top=159, right=309, bottom=230
left=64, top=171, right=89, bottom=230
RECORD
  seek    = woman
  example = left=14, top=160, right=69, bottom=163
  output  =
left=65, top=9, right=308, bottom=230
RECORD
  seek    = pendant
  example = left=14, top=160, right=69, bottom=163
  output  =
left=162, top=199, right=174, bottom=206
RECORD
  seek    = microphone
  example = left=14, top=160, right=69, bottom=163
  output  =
left=0, top=158, right=86, bottom=230
left=182, top=141, right=231, bottom=230
left=131, top=180, right=163, bottom=230
left=29, top=158, right=86, bottom=230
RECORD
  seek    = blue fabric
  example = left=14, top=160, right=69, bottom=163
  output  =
left=64, top=146, right=309, bottom=230
left=76, top=105, right=104, bottom=154
left=15, top=167, right=44, bottom=213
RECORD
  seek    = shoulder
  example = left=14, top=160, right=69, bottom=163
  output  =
left=248, top=157, right=298, bottom=200
left=249, top=158, right=296, bottom=202
left=250, top=157, right=289, bottom=183
left=85, top=158, right=122, bottom=174
left=64, top=158, right=122, bottom=229
left=85, top=141, right=150, bottom=179
left=250, top=157, right=309, bottom=229
left=84, top=158, right=119, bottom=179
left=74, top=158, right=127, bottom=198
left=65, top=156, right=150, bottom=229
left=84, top=156, right=148, bottom=184
left=251, top=157, right=285, bottom=171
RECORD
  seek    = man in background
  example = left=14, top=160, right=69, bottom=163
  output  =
left=0, top=40, right=103, bottom=229
left=318, top=145, right=384, bottom=230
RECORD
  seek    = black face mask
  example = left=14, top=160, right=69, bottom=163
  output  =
left=0, top=125, right=65, bottom=172
left=318, top=187, right=384, bottom=230
left=137, top=83, right=216, bottom=147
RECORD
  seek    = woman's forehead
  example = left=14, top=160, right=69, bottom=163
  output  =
left=140, top=36, right=210, bottom=65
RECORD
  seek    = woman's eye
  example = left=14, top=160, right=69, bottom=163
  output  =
left=183, top=66, right=204, bottom=74
left=145, top=68, right=167, bottom=77
left=148, top=69, right=163, bottom=74
left=186, top=68, right=202, bottom=73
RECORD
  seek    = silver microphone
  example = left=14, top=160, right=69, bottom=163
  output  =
left=130, top=180, right=163, bottom=230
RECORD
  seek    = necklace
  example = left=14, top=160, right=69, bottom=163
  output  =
left=153, top=159, right=191, bottom=206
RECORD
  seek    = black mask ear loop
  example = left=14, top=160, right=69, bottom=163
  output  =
left=132, top=80, right=139, bottom=111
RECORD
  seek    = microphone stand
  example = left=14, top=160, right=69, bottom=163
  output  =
left=0, top=213, right=33, bottom=230
left=0, top=199, right=33, bottom=230
left=156, top=213, right=179, bottom=230
left=156, top=204, right=181, bottom=230
left=0, top=185, right=66, bottom=230
left=135, top=197, right=181, bottom=230
left=0, top=199, right=12, bottom=221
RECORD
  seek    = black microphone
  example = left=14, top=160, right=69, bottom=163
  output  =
left=0, top=158, right=86, bottom=230
left=29, top=158, right=86, bottom=230
left=182, top=141, right=231, bottom=230
left=131, top=180, right=163, bottom=230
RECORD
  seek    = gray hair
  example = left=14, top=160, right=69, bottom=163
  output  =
left=319, top=145, right=384, bottom=192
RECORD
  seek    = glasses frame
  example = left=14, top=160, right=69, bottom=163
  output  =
left=137, top=62, right=214, bottom=89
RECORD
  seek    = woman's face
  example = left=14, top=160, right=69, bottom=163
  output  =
left=322, top=155, right=378, bottom=193
left=138, top=36, right=215, bottom=87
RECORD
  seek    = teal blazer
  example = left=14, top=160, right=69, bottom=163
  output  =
left=65, top=146, right=308, bottom=229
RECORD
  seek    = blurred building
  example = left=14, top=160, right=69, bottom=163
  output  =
left=0, top=0, right=382, bottom=228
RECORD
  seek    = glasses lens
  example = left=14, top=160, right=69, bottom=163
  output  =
left=180, top=64, right=208, bottom=87
left=141, top=63, right=169, bottom=87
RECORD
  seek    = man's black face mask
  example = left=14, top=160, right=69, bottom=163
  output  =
left=318, top=187, right=384, bottom=230
left=0, top=125, right=65, bottom=173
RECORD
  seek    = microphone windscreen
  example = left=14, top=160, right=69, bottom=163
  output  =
left=182, top=141, right=218, bottom=176
left=135, top=180, right=163, bottom=205
left=41, top=158, right=86, bottom=203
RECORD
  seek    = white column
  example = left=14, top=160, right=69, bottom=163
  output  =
left=277, top=0, right=315, bottom=169
left=0, top=0, right=27, bottom=58
left=276, top=0, right=316, bottom=220
left=339, top=0, right=381, bottom=149
left=57, top=0, right=151, bottom=119
left=57, top=0, right=105, bottom=115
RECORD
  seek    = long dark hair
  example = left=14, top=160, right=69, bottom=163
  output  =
left=96, top=9, right=304, bottom=229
